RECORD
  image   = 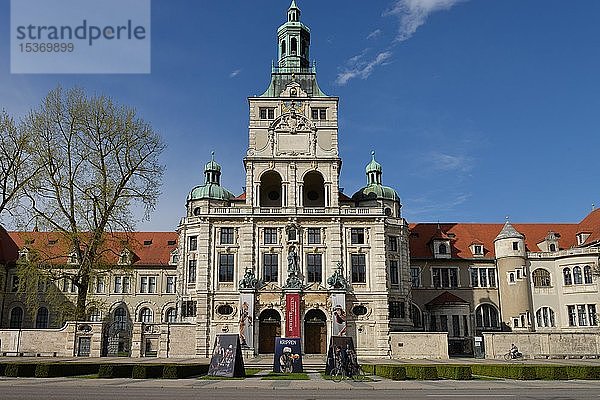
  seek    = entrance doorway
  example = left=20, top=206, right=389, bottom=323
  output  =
left=304, top=309, right=327, bottom=354
left=258, top=309, right=281, bottom=354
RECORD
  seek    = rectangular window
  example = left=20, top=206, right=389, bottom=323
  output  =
left=11, top=275, right=19, bottom=292
left=350, top=228, right=365, bottom=245
left=307, top=228, right=321, bottom=244
left=96, top=276, right=105, bottom=294
left=140, top=276, right=148, bottom=293
left=471, top=268, right=479, bottom=287
left=166, top=276, right=176, bottom=294
left=188, top=259, right=197, bottom=283
left=568, top=305, right=576, bottom=326
left=578, top=305, right=588, bottom=326
left=148, top=276, right=156, bottom=293
left=306, top=254, right=322, bottom=283
left=114, top=276, right=122, bottom=293
left=311, top=108, right=327, bottom=120
left=463, top=315, right=469, bottom=336
left=488, top=268, right=497, bottom=287
left=260, top=107, right=275, bottom=120
left=189, top=236, right=198, bottom=251
left=390, top=260, right=399, bottom=285
left=389, top=236, right=398, bottom=252
left=452, top=315, right=460, bottom=337
left=512, top=242, right=519, bottom=251
left=351, top=254, right=366, bottom=283
left=432, top=268, right=459, bottom=288
left=474, top=245, right=483, bottom=255
left=219, top=253, right=235, bottom=282
left=589, top=304, right=597, bottom=326
left=264, top=228, right=278, bottom=245
left=389, top=301, right=405, bottom=319
left=220, top=228, right=234, bottom=245
left=430, top=315, right=437, bottom=331
left=181, top=301, right=197, bottom=318
left=123, top=276, right=130, bottom=293
left=479, top=269, right=488, bottom=287
left=410, top=267, right=420, bottom=288
left=263, top=253, right=278, bottom=282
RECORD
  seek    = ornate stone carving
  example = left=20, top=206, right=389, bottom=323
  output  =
left=239, top=267, right=258, bottom=289
left=327, top=262, right=348, bottom=290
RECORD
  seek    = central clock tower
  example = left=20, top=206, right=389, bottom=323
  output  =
left=244, top=1, right=340, bottom=211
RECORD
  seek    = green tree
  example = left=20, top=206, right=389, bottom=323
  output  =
left=19, top=86, right=165, bottom=321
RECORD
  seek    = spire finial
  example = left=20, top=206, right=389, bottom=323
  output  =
left=505, top=216, right=510, bottom=222
left=211, top=151, right=215, bottom=161
left=371, top=150, right=375, bottom=159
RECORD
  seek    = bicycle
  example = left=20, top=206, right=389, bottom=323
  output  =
left=503, top=351, right=524, bottom=361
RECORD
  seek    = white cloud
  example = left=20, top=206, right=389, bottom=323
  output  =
left=229, top=69, right=242, bottom=78
left=386, top=0, right=466, bottom=42
left=428, top=151, right=471, bottom=172
left=366, top=29, right=382, bottom=40
left=335, top=51, right=392, bottom=86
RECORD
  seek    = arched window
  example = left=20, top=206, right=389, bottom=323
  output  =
left=532, top=269, right=551, bottom=287
left=291, top=37, right=297, bottom=54
left=281, top=40, right=286, bottom=56
left=509, top=272, right=515, bottom=283
left=563, top=268, right=572, bottom=285
left=584, top=265, right=593, bottom=284
left=35, top=307, right=49, bottom=328
left=475, top=304, right=499, bottom=329
left=165, top=308, right=177, bottom=323
left=549, top=243, right=556, bottom=252
left=573, top=266, right=583, bottom=285
left=259, top=171, right=283, bottom=207
left=140, top=307, right=153, bottom=323
left=438, top=243, right=447, bottom=255
left=535, top=307, right=556, bottom=328
left=114, top=307, right=127, bottom=321
left=303, top=171, right=325, bottom=207
left=9, top=307, right=23, bottom=329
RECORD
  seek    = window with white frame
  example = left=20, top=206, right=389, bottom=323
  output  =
left=307, top=228, right=321, bottom=245
left=140, top=276, right=156, bottom=293
left=114, top=276, right=130, bottom=293
left=188, top=259, right=197, bottom=283
left=263, top=253, right=278, bottom=282
left=351, top=254, right=366, bottom=283
left=166, top=276, right=176, bottom=293
left=139, top=307, right=153, bottom=323
left=567, top=304, right=597, bottom=326
left=432, top=267, right=458, bottom=288
left=188, top=236, right=198, bottom=251
left=165, top=307, right=177, bottom=323
left=96, top=276, right=105, bottom=293
left=306, top=253, right=322, bottom=283
left=350, top=228, right=365, bottom=245
left=471, top=267, right=496, bottom=288
left=219, top=253, right=235, bottom=282
left=535, top=307, right=555, bottom=328
left=410, top=267, right=420, bottom=288
left=264, top=228, right=278, bottom=245
left=88, top=308, right=102, bottom=322
left=220, top=228, right=235, bottom=245
left=475, top=304, right=499, bottom=329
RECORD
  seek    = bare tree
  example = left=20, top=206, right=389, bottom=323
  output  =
left=19, top=86, right=165, bottom=321
left=0, top=110, right=38, bottom=221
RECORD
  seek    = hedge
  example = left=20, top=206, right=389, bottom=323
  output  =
left=162, top=364, right=209, bottom=379
left=132, top=364, right=164, bottom=379
left=0, top=363, right=6, bottom=376
left=566, top=365, right=600, bottom=380
left=98, top=364, right=134, bottom=378
left=405, top=365, right=439, bottom=380
left=535, top=365, right=568, bottom=380
left=35, top=363, right=100, bottom=378
left=373, top=365, right=406, bottom=380
left=471, top=364, right=537, bottom=380
left=4, top=363, right=38, bottom=377
left=435, top=365, right=472, bottom=380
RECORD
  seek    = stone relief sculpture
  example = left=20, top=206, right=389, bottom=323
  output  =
left=327, top=262, right=348, bottom=290
left=239, top=267, right=258, bottom=289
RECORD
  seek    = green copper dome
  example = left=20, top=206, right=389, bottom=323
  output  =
left=352, top=151, right=400, bottom=202
left=188, top=184, right=234, bottom=201
left=188, top=152, right=234, bottom=201
left=365, top=151, right=382, bottom=173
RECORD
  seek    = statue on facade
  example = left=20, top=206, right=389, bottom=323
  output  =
left=239, top=267, right=258, bottom=289
left=284, top=246, right=303, bottom=289
left=327, top=262, right=348, bottom=290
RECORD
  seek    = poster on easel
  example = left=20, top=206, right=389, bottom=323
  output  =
left=208, top=334, right=246, bottom=377
left=325, top=335, right=356, bottom=375
left=239, top=293, right=254, bottom=348
left=330, top=293, right=347, bottom=336
left=273, top=337, right=303, bottom=373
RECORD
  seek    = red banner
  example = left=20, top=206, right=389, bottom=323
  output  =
left=285, top=293, right=301, bottom=337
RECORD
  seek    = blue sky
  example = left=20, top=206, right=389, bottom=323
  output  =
left=1, top=0, right=600, bottom=231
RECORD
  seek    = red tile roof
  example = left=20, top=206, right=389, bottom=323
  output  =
left=3, top=231, right=178, bottom=266
left=232, top=192, right=246, bottom=201
left=339, top=192, right=352, bottom=202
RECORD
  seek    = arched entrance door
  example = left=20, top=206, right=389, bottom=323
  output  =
left=258, top=309, right=281, bottom=354
left=304, top=309, right=327, bottom=354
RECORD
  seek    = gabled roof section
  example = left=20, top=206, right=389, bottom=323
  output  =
left=426, top=291, right=469, bottom=307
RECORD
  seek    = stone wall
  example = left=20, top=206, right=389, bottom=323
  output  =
left=483, top=332, right=600, bottom=359
left=389, top=332, right=449, bottom=359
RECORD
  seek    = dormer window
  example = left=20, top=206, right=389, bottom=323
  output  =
left=143, top=240, right=152, bottom=246
left=470, top=242, right=484, bottom=257
left=67, top=252, right=79, bottom=265
left=170, top=249, right=179, bottom=265
left=118, top=249, right=131, bottom=266
left=549, top=243, right=556, bottom=252
left=577, top=232, right=591, bottom=246
left=433, top=240, right=451, bottom=259
left=439, top=244, right=447, bottom=254
left=18, top=248, right=30, bottom=262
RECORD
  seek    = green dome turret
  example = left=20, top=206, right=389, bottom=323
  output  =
left=352, top=151, right=400, bottom=203
left=188, top=152, right=234, bottom=202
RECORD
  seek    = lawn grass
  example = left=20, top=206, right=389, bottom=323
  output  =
left=261, top=372, right=310, bottom=380
left=244, top=368, right=263, bottom=377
